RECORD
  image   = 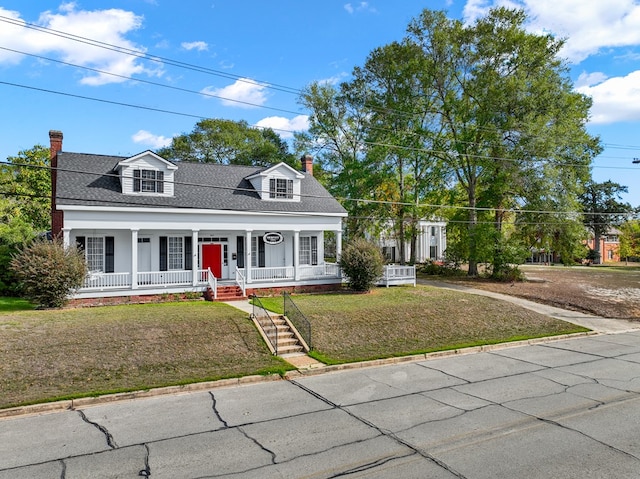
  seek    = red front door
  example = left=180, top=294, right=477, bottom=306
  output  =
left=202, top=244, right=222, bottom=278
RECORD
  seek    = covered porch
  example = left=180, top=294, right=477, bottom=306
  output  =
left=65, top=225, right=344, bottom=299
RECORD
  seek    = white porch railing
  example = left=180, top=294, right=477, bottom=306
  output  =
left=84, top=271, right=131, bottom=289
left=235, top=267, right=246, bottom=296
left=249, top=266, right=295, bottom=281
left=378, top=265, right=416, bottom=287
left=137, top=270, right=193, bottom=286
left=298, top=263, right=341, bottom=279
left=82, top=269, right=212, bottom=290
left=81, top=263, right=344, bottom=292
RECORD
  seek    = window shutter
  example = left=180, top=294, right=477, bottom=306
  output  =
left=287, top=179, right=293, bottom=199
left=76, top=236, right=86, bottom=251
left=157, top=171, right=164, bottom=193
left=184, top=236, right=192, bottom=270
left=105, top=236, right=115, bottom=273
left=311, top=236, right=318, bottom=265
left=258, top=236, right=265, bottom=268
left=269, top=178, right=275, bottom=198
left=159, top=236, right=168, bottom=271
left=133, top=170, right=141, bottom=192
left=236, top=236, right=245, bottom=268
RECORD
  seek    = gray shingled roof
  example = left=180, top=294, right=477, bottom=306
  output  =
left=55, top=152, right=347, bottom=215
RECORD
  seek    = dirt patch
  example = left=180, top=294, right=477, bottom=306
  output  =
left=433, top=264, right=640, bottom=320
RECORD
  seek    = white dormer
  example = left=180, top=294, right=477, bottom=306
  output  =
left=115, top=151, right=177, bottom=196
left=246, top=162, right=305, bottom=202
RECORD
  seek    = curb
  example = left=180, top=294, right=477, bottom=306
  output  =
left=0, top=331, right=596, bottom=420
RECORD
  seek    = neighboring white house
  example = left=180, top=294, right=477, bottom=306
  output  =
left=49, top=131, right=347, bottom=300
left=377, top=219, right=447, bottom=264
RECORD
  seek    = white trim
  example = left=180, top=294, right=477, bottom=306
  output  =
left=116, top=151, right=178, bottom=170
left=245, top=161, right=304, bottom=180
left=58, top=204, right=347, bottom=217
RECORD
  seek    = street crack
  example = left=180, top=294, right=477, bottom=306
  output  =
left=77, top=410, right=117, bottom=449
left=209, top=391, right=229, bottom=428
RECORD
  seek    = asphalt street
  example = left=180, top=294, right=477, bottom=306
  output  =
left=3, top=328, right=640, bottom=478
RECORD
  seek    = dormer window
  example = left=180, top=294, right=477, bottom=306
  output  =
left=269, top=178, right=293, bottom=199
left=134, top=169, right=164, bottom=193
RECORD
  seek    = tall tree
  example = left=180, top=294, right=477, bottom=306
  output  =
left=1, top=144, right=51, bottom=232
left=406, top=8, right=599, bottom=275
left=157, top=118, right=297, bottom=167
left=295, top=81, right=381, bottom=237
left=348, top=41, right=450, bottom=263
left=580, top=181, right=632, bottom=263
left=619, top=220, right=640, bottom=263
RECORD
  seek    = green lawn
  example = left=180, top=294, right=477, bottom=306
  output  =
left=257, top=285, right=587, bottom=364
left=0, top=286, right=588, bottom=409
left=0, top=297, right=35, bottom=312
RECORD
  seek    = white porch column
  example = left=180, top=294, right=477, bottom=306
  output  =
left=192, top=229, right=199, bottom=286
left=245, top=230, right=252, bottom=284
left=62, top=228, right=71, bottom=248
left=439, top=226, right=445, bottom=260
left=294, top=230, right=300, bottom=280
left=335, top=230, right=342, bottom=261
left=131, top=229, right=138, bottom=290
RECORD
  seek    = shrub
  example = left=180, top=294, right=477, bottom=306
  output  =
left=10, top=237, right=87, bottom=308
left=339, top=238, right=384, bottom=292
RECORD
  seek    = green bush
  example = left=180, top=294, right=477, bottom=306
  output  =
left=339, top=238, right=384, bottom=292
left=10, top=237, right=87, bottom=308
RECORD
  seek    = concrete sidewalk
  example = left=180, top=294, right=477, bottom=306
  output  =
left=421, top=279, right=640, bottom=334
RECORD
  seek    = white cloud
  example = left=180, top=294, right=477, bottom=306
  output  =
left=577, top=70, right=640, bottom=124
left=255, top=115, right=310, bottom=139
left=462, top=0, right=640, bottom=63
left=575, top=71, right=609, bottom=89
left=200, top=78, right=269, bottom=108
left=132, top=130, right=172, bottom=149
left=181, top=41, right=208, bottom=51
left=0, top=4, right=159, bottom=85
left=344, top=2, right=377, bottom=14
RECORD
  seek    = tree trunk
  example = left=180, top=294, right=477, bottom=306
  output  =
left=467, top=188, right=478, bottom=276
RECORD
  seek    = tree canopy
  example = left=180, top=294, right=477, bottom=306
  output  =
left=580, top=180, right=633, bottom=263
left=157, top=118, right=298, bottom=167
left=297, top=7, right=601, bottom=275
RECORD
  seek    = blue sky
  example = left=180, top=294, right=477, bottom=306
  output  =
left=1, top=1, right=640, bottom=207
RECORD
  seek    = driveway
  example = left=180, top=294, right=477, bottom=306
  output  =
left=3, top=330, right=640, bottom=478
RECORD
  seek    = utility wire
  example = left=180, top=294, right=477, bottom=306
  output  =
left=0, top=46, right=302, bottom=115
left=0, top=14, right=301, bottom=95
left=1, top=160, right=635, bottom=217
left=4, top=14, right=640, bottom=157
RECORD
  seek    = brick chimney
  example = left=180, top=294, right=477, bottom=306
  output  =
left=301, top=153, right=313, bottom=176
left=49, top=130, right=64, bottom=238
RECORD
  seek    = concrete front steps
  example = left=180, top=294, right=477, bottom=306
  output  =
left=254, top=314, right=305, bottom=356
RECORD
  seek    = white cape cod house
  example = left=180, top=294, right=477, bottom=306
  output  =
left=49, top=131, right=347, bottom=300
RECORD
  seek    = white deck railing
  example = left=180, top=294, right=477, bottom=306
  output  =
left=378, top=265, right=416, bottom=287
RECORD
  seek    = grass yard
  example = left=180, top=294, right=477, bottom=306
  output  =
left=0, top=284, right=589, bottom=409
left=257, top=285, right=588, bottom=364
left=0, top=302, right=291, bottom=409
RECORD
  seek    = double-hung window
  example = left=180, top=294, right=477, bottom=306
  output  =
left=133, top=169, right=164, bottom=193
left=269, top=178, right=293, bottom=199
left=168, top=237, right=183, bottom=270
left=86, top=237, right=104, bottom=272
left=76, top=236, right=115, bottom=273
left=299, top=236, right=318, bottom=265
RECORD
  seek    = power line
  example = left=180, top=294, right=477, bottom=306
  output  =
left=0, top=46, right=302, bottom=115
left=0, top=14, right=302, bottom=95
left=1, top=159, right=635, bottom=217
